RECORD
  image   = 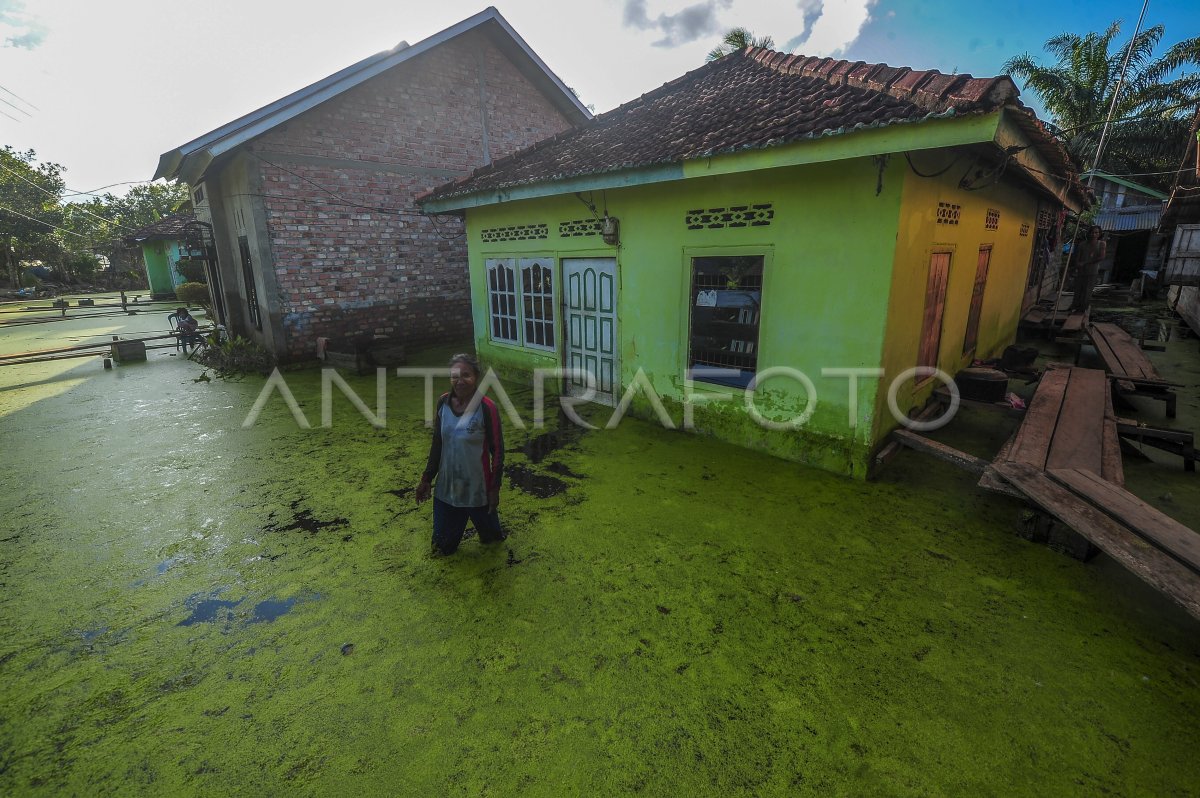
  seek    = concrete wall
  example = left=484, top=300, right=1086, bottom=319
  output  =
left=876, top=158, right=1039, bottom=440
left=462, top=156, right=907, bottom=476
left=220, top=28, right=576, bottom=361
left=141, top=241, right=175, bottom=299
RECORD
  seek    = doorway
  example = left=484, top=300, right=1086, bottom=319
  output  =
left=561, top=258, right=617, bottom=405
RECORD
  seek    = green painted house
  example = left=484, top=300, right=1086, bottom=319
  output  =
left=123, top=213, right=200, bottom=300
left=420, top=48, right=1089, bottom=477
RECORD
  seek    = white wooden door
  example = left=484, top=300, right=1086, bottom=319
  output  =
left=562, top=258, right=617, bottom=405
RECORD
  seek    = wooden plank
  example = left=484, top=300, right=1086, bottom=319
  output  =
left=1091, top=323, right=1176, bottom=385
left=1045, top=368, right=1107, bottom=474
left=1101, top=387, right=1125, bottom=486
left=891, top=429, right=988, bottom=474
left=978, top=465, right=1025, bottom=498
left=1023, top=307, right=1049, bottom=325
left=993, top=462, right=1200, bottom=620
left=1048, top=468, right=1200, bottom=575
left=1100, top=323, right=1156, bottom=380
left=1005, top=367, right=1070, bottom=470
left=1061, top=311, right=1087, bottom=333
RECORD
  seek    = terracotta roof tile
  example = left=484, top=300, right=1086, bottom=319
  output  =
left=420, top=47, right=1065, bottom=206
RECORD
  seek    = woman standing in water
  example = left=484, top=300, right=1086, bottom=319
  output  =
left=415, top=354, right=506, bottom=555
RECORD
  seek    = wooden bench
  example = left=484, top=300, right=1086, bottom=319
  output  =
left=993, top=365, right=1123, bottom=485
left=1085, top=322, right=1178, bottom=418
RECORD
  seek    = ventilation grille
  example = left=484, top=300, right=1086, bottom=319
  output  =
left=1020, top=223, right=1030, bottom=237
left=481, top=224, right=548, bottom=243
left=558, top=218, right=602, bottom=237
left=1037, top=209, right=1055, bottom=229
left=686, top=204, right=774, bottom=230
left=985, top=209, right=1000, bottom=230
left=936, top=202, right=961, bottom=225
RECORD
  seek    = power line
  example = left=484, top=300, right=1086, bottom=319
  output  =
left=61, top=180, right=157, bottom=198
left=0, top=161, right=137, bottom=232
left=0, top=95, right=31, bottom=117
left=0, top=108, right=19, bottom=123
left=0, top=203, right=95, bottom=241
left=0, top=83, right=38, bottom=111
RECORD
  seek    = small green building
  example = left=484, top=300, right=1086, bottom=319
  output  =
left=421, top=48, right=1089, bottom=477
left=123, top=213, right=199, bottom=300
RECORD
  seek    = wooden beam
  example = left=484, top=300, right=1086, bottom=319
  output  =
left=993, top=461, right=1200, bottom=619
left=1048, top=467, right=1200, bottom=575
left=891, top=429, right=988, bottom=474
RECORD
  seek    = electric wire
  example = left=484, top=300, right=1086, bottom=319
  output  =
left=0, top=161, right=137, bottom=232
left=0, top=203, right=96, bottom=240
left=0, top=83, right=38, bottom=111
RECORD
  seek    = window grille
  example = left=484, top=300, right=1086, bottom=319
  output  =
left=486, top=260, right=518, bottom=343
left=1019, top=223, right=1030, bottom=237
left=486, top=257, right=555, bottom=349
left=985, top=209, right=1000, bottom=230
left=238, top=235, right=262, bottom=331
left=936, top=203, right=961, bottom=225
left=686, top=204, right=774, bottom=230
left=521, top=260, right=555, bottom=350
left=688, top=256, right=764, bottom=388
left=558, top=218, right=602, bottom=237
left=481, top=224, right=548, bottom=243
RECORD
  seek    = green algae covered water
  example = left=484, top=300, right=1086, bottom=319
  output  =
left=0, top=298, right=1198, bottom=795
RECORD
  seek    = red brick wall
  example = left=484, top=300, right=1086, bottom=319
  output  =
left=250, top=29, right=575, bottom=360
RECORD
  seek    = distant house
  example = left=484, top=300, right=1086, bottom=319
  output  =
left=1162, top=111, right=1200, bottom=334
left=122, top=213, right=200, bottom=300
left=153, top=8, right=589, bottom=360
left=1082, top=170, right=1168, bottom=284
left=420, top=48, right=1088, bottom=477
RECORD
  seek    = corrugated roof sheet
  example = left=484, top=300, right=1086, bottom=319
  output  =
left=421, top=46, right=1081, bottom=206
left=1095, top=203, right=1164, bottom=232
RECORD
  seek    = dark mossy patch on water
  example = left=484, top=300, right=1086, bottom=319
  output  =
left=1, top=319, right=1199, bottom=795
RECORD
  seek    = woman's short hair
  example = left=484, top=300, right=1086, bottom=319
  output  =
left=449, top=353, right=482, bottom=377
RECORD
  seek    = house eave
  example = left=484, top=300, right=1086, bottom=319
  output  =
left=421, top=111, right=1007, bottom=213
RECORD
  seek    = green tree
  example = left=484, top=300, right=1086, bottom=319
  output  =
left=707, top=27, right=775, bottom=62
left=1004, top=21, right=1200, bottom=189
left=0, top=146, right=67, bottom=286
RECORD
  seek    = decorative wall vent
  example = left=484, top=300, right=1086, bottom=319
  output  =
left=481, top=224, right=548, bottom=243
left=558, top=218, right=603, bottom=237
left=686, top=204, right=774, bottom=230
left=1036, top=209, right=1055, bottom=229
left=936, top=202, right=961, bottom=225
left=984, top=209, right=1000, bottom=230
left=1019, top=223, right=1030, bottom=237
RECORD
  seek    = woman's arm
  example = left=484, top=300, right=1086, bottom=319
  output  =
left=416, top=395, right=447, bottom=502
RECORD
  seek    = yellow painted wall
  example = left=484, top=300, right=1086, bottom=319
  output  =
left=875, top=156, right=1039, bottom=441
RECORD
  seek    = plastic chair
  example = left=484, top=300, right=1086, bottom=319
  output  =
left=168, top=311, right=204, bottom=356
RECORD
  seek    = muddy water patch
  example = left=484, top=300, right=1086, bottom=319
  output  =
left=264, top=508, right=348, bottom=535
left=177, top=593, right=242, bottom=627
left=504, top=464, right=568, bottom=498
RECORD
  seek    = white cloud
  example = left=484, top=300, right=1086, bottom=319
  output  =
left=784, top=0, right=878, bottom=57
left=0, top=0, right=46, bottom=49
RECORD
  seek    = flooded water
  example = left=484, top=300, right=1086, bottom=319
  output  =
left=0, top=294, right=1198, bottom=795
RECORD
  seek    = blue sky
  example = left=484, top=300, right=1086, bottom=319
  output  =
left=0, top=0, right=1195, bottom=196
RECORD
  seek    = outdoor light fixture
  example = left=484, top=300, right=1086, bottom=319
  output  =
left=602, top=215, right=620, bottom=246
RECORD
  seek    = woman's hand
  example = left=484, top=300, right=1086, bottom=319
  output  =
left=415, top=480, right=431, bottom=504
left=488, top=488, right=500, bottom=513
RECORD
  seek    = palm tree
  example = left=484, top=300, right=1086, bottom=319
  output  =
left=1004, top=21, right=1200, bottom=188
left=707, top=27, right=775, bottom=62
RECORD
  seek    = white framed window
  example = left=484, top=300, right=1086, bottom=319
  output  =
left=485, top=257, right=555, bottom=350
left=486, top=259, right=518, bottom=342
